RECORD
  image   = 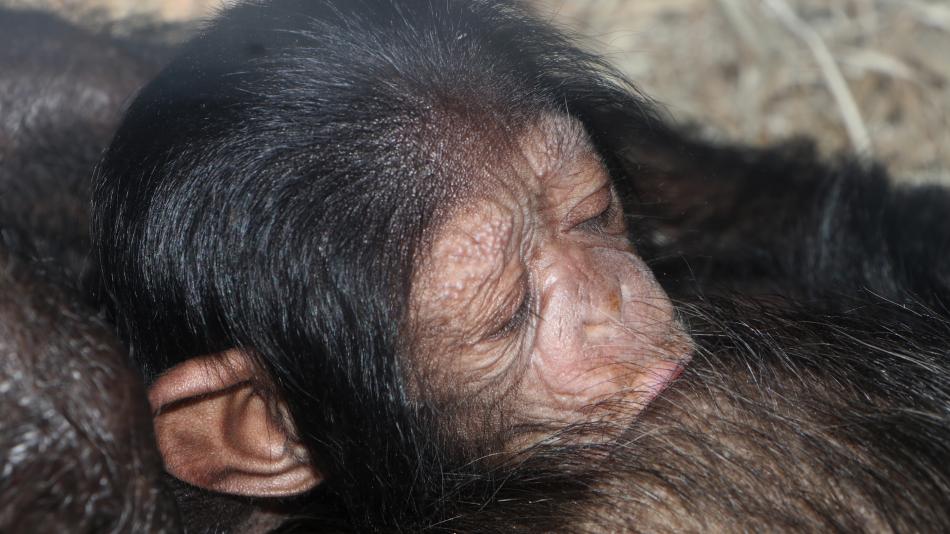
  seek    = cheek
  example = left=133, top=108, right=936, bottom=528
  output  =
left=524, top=247, right=691, bottom=419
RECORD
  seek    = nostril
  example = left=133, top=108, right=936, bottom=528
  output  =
left=607, top=291, right=621, bottom=316
left=582, top=289, right=624, bottom=339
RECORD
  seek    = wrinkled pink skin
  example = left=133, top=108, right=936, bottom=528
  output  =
left=414, top=115, right=692, bottom=439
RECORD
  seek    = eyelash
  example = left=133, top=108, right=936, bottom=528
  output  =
left=592, top=200, right=616, bottom=227
left=577, top=194, right=617, bottom=234
left=487, top=288, right=532, bottom=341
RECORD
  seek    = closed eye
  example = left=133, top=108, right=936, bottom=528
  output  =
left=573, top=184, right=621, bottom=235
left=484, top=274, right=532, bottom=341
left=577, top=197, right=615, bottom=233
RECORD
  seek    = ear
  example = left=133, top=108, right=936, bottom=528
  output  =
left=148, top=349, right=320, bottom=497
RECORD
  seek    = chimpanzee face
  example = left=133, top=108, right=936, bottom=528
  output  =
left=412, top=115, right=692, bottom=442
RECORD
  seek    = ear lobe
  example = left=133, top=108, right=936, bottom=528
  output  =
left=149, top=350, right=321, bottom=497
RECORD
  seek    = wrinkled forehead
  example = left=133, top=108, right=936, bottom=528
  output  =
left=423, top=112, right=599, bottom=246
left=445, top=113, right=600, bottom=223
left=488, top=114, right=597, bottom=195
left=413, top=113, right=605, bottom=307
left=514, top=114, right=598, bottom=185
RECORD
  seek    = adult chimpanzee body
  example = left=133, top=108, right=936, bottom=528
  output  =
left=0, top=8, right=170, bottom=287
left=0, top=10, right=184, bottom=531
left=626, top=129, right=950, bottom=309
left=0, top=231, right=179, bottom=533
left=1, top=0, right=948, bottom=532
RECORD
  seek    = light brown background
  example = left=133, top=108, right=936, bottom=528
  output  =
left=4, top=0, right=948, bottom=183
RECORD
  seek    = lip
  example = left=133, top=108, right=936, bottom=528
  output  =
left=640, top=353, right=691, bottom=407
left=668, top=363, right=686, bottom=382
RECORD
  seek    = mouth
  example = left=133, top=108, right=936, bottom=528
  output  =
left=668, top=362, right=686, bottom=382
left=639, top=357, right=688, bottom=405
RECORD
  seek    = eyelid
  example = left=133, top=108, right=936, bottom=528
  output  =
left=483, top=273, right=531, bottom=342
left=565, top=183, right=614, bottom=232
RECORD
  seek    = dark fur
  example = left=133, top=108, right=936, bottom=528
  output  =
left=0, top=10, right=183, bottom=531
left=624, top=129, right=950, bottom=307
left=0, top=232, right=179, bottom=533
left=589, top=297, right=950, bottom=533
left=0, top=8, right=169, bottom=286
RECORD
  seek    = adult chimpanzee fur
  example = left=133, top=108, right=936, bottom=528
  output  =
left=0, top=231, right=179, bottom=533
left=0, top=8, right=171, bottom=287
left=0, top=9, right=184, bottom=531
left=0, top=0, right=945, bottom=532
left=625, top=129, right=950, bottom=309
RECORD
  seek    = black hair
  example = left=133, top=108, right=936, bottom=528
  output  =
left=92, top=0, right=661, bottom=528
left=623, top=129, right=950, bottom=309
